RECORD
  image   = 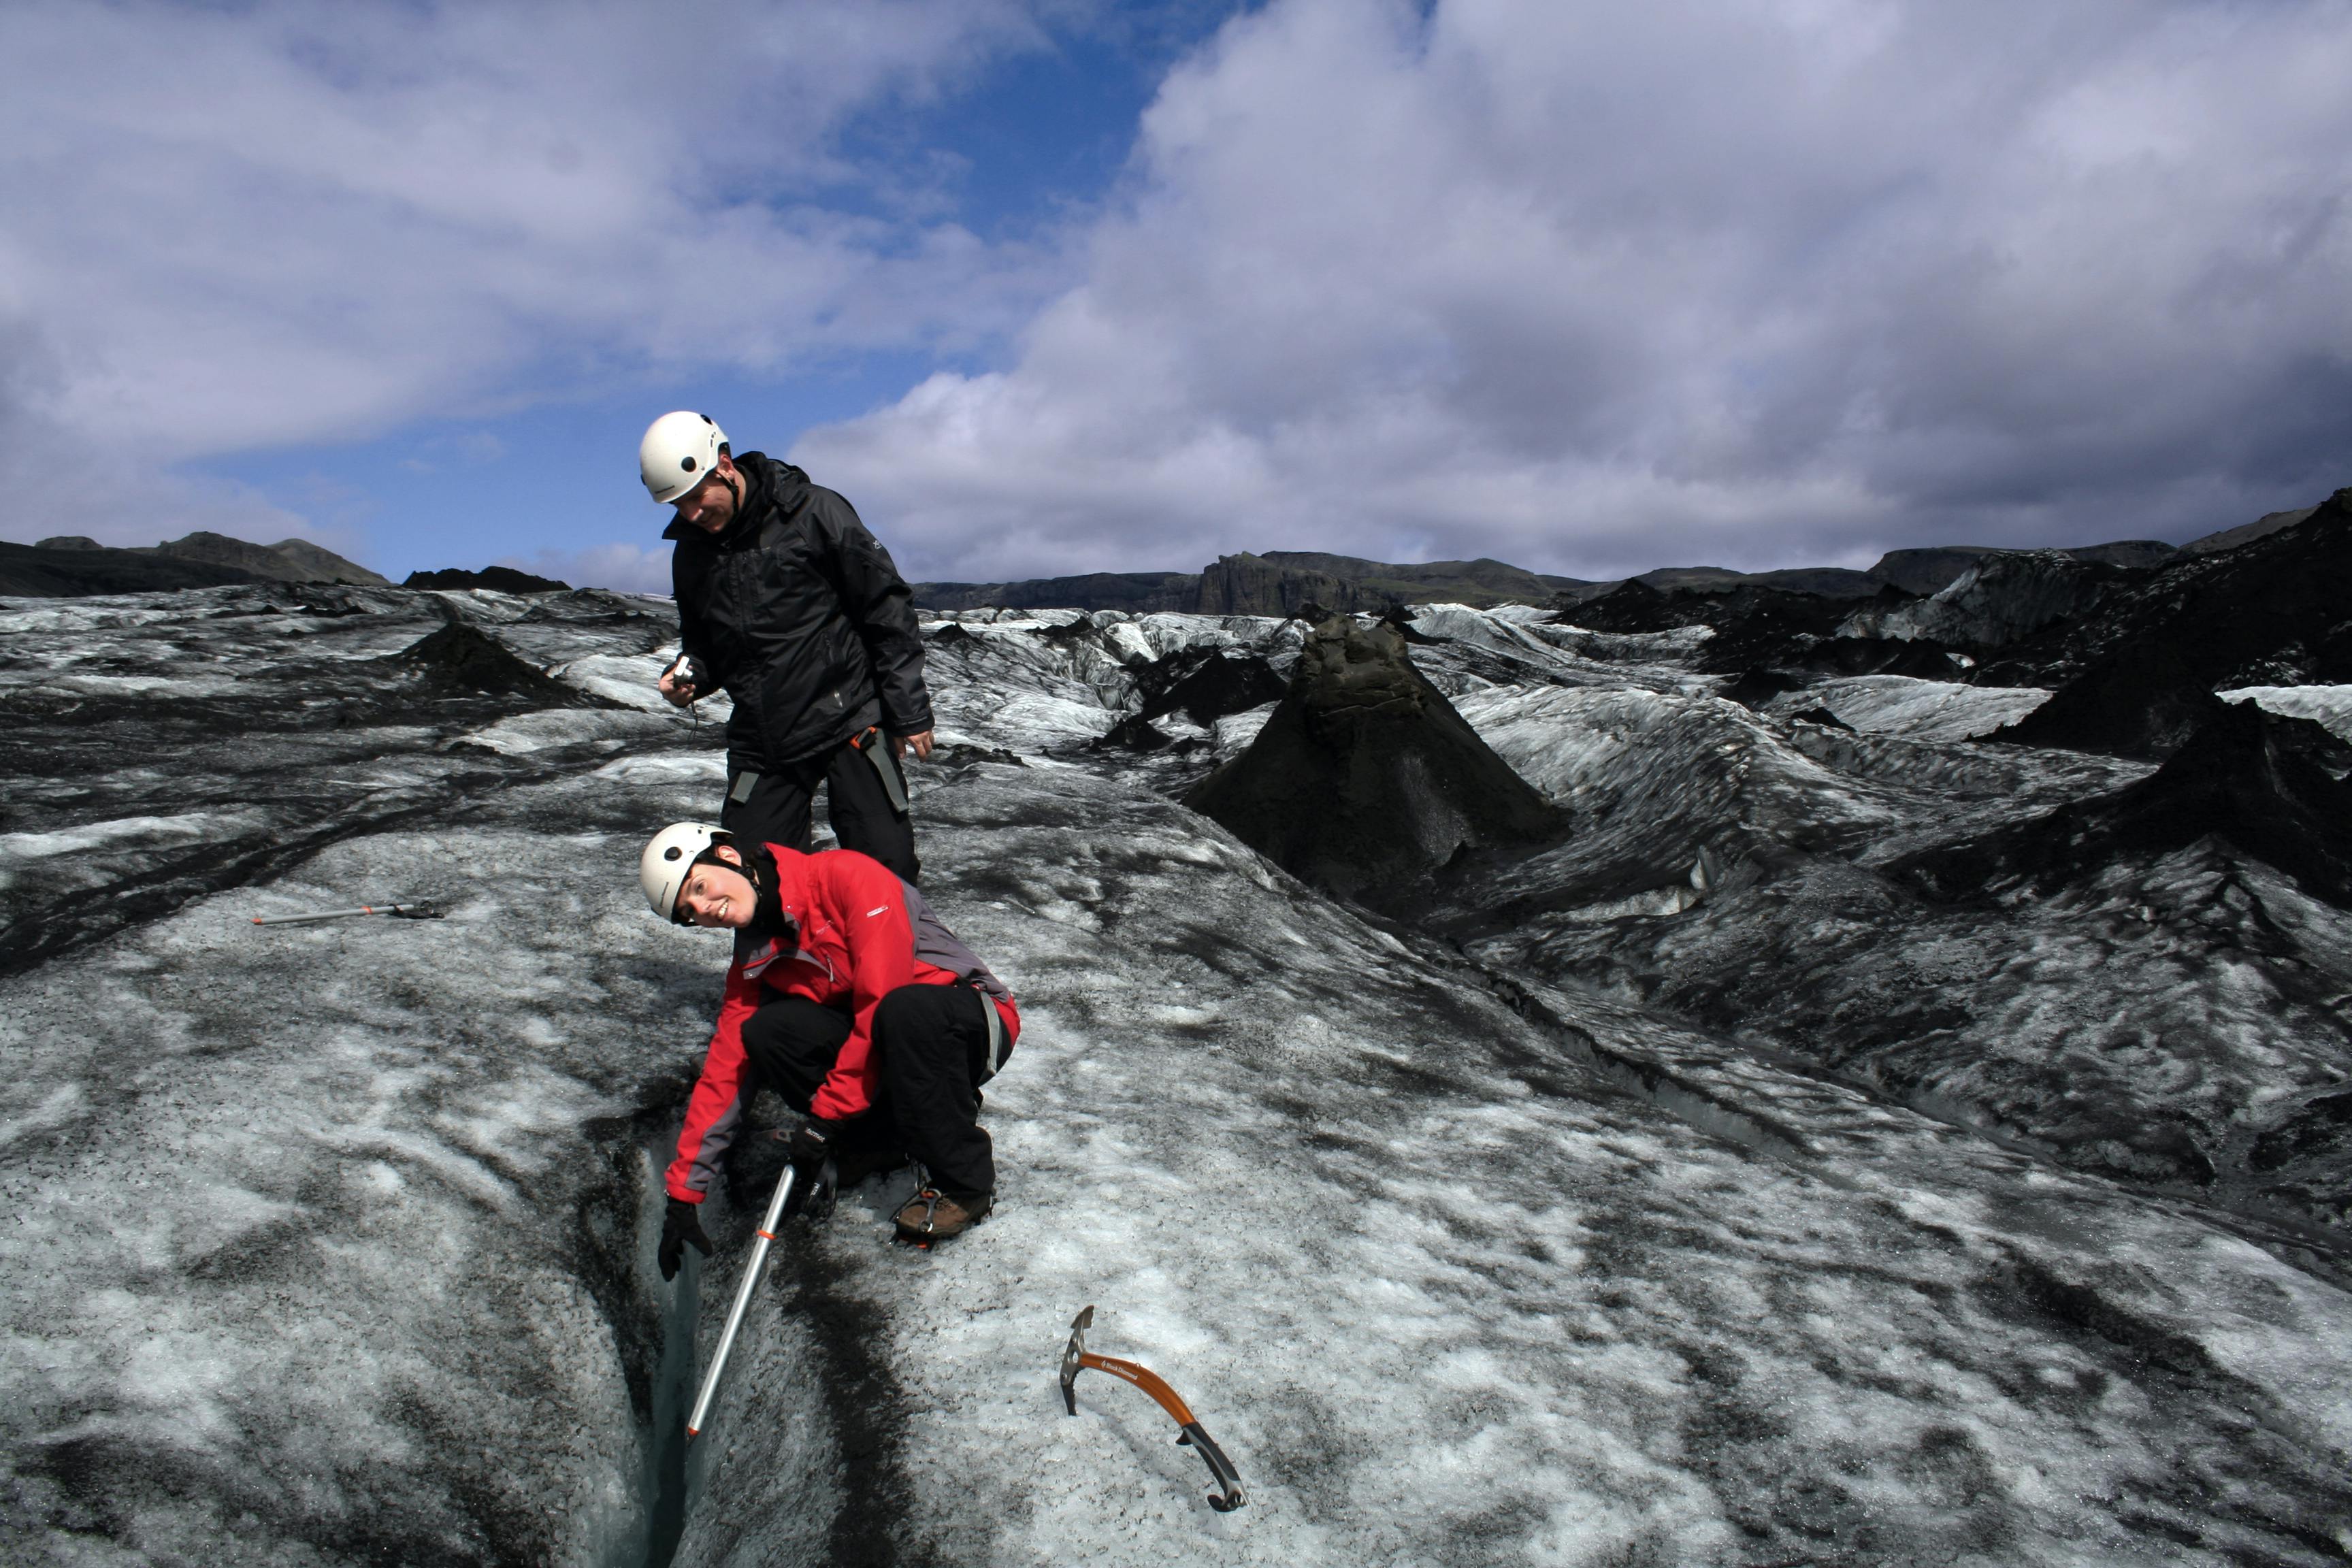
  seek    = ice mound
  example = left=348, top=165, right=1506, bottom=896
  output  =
left=1896, top=698, right=2352, bottom=909
left=1130, top=644, right=1288, bottom=728
left=1759, top=674, right=2052, bottom=743
left=1839, top=549, right=2125, bottom=649
left=1186, top=615, right=1568, bottom=914
left=386, top=615, right=600, bottom=706
left=1997, top=487, right=2352, bottom=757
left=2218, top=683, right=2352, bottom=743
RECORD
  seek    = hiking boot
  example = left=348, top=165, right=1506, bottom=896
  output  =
left=894, top=1186, right=992, bottom=1243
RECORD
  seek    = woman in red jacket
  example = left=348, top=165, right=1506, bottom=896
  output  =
left=639, top=822, right=1018, bottom=1260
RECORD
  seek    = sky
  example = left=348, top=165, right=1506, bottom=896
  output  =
left=2, top=0, right=2348, bottom=592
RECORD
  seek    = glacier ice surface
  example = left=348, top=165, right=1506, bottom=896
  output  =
left=1, top=586, right=2348, bottom=1566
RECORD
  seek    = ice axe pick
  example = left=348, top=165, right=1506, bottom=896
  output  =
left=1060, top=1305, right=1245, bottom=1512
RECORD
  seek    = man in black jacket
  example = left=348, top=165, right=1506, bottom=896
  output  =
left=640, top=410, right=933, bottom=881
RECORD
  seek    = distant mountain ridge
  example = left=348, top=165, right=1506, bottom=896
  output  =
left=0, top=494, right=2320, bottom=605
left=3, top=532, right=388, bottom=597
left=913, top=499, right=2310, bottom=615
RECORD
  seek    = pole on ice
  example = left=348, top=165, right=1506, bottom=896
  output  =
left=685, top=1164, right=798, bottom=1441
left=250, top=902, right=444, bottom=926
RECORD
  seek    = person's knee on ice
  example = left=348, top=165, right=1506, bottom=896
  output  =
left=640, top=822, right=1019, bottom=1249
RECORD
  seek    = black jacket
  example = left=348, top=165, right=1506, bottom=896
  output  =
left=666, top=453, right=932, bottom=768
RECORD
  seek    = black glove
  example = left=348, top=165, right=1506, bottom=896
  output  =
left=658, top=1197, right=712, bottom=1281
left=787, top=1119, right=843, bottom=1222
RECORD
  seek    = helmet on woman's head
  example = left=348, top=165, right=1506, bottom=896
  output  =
left=640, top=821, right=730, bottom=921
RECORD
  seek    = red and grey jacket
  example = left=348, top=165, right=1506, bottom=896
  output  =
left=665, top=844, right=1019, bottom=1205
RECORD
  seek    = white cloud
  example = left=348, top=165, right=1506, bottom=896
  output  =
left=799, top=0, right=2352, bottom=583
left=0, top=0, right=1072, bottom=542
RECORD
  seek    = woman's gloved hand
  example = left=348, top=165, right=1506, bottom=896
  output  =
left=787, top=1119, right=840, bottom=1170
left=658, top=1197, right=713, bottom=1281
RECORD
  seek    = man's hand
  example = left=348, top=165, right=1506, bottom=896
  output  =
left=889, top=730, right=934, bottom=762
left=657, top=655, right=705, bottom=708
left=658, top=1197, right=713, bottom=1281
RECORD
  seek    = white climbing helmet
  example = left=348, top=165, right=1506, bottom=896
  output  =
left=638, top=412, right=729, bottom=505
left=641, top=821, right=728, bottom=921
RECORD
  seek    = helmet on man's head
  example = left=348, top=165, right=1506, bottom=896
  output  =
left=641, top=821, right=729, bottom=921
left=639, top=412, right=730, bottom=505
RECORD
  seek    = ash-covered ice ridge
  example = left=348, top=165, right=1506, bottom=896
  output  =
left=1, top=573, right=2349, bottom=1566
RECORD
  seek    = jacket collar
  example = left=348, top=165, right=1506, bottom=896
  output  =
left=760, top=840, right=815, bottom=930
left=659, top=452, right=808, bottom=546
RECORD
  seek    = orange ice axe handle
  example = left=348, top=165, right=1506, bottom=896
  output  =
left=1060, top=1305, right=1245, bottom=1512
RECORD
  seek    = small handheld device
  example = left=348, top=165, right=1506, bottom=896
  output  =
left=665, top=653, right=706, bottom=729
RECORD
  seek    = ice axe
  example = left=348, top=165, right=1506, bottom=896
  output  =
left=251, top=901, right=444, bottom=926
left=685, top=1162, right=800, bottom=1441
left=1060, top=1305, right=1245, bottom=1512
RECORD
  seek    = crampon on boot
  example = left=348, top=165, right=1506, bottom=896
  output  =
left=894, top=1186, right=992, bottom=1245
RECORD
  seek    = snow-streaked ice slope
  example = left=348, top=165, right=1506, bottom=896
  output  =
left=691, top=763, right=2352, bottom=1567
left=3, top=588, right=2350, bottom=1567
left=1757, top=674, right=2053, bottom=743
left=2219, top=683, right=2352, bottom=742
left=1437, top=629, right=2352, bottom=1234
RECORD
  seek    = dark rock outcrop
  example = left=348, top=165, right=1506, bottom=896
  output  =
left=1867, top=540, right=2176, bottom=598
left=1259, top=551, right=1589, bottom=607
left=1098, top=712, right=1177, bottom=753
left=1895, top=700, right=2352, bottom=909
left=2183, top=504, right=2317, bottom=557
left=1867, top=546, right=2008, bottom=598
left=404, top=566, right=572, bottom=593
left=915, top=572, right=1199, bottom=613
left=1840, top=551, right=2130, bottom=649
left=1186, top=616, right=1568, bottom=915
left=387, top=618, right=587, bottom=705
left=1195, top=551, right=1588, bottom=615
left=1719, top=668, right=1805, bottom=710
left=1195, top=553, right=1396, bottom=617
left=1630, top=564, right=1881, bottom=598
left=2068, top=540, right=2180, bottom=572
left=918, top=552, right=1586, bottom=616
left=256, top=538, right=391, bottom=587
left=152, top=531, right=389, bottom=586
left=0, top=540, right=257, bottom=598
left=1560, top=580, right=1970, bottom=681
left=2, top=534, right=387, bottom=596
left=1992, top=489, right=2352, bottom=757
left=1133, top=647, right=1289, bottom=727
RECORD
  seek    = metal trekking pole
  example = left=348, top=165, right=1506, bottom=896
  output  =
left=685, top=1164, right=798, bottom=1441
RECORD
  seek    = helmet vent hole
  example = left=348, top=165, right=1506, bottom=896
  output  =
left=664, top=847, right=682, bottom=860
left=681, top=457, right=697, bottom=473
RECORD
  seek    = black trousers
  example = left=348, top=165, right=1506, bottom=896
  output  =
left=738, top=984, right=1002, bottom=1196
left=721, top=738, right=919, bottom=883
